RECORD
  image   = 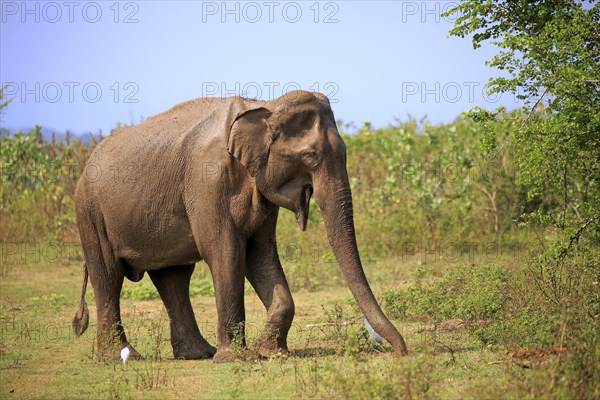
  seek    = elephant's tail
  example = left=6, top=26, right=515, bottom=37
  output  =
left=73, top=262, right=90, bottom=337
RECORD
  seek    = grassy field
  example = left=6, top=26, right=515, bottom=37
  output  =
left=0, top=253, right=582, bottom=400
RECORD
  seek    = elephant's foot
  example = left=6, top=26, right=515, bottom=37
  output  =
left=173, top=341, right=216, bottom=360
left=213, top=347, right=236, bottom=363
left=255, top=343, right=290, bottom=359
left=253, top=333, right=290, bottom=358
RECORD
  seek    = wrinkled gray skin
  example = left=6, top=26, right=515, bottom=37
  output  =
left=73, top=90, right=408, bottom=362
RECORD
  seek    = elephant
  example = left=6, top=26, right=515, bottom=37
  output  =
left=72, top=90, right=408, bottom=362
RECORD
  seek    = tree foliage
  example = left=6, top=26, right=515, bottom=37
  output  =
left=445, top=1, right=599, bottom=239
left=445, top=0, right=600, bottom=288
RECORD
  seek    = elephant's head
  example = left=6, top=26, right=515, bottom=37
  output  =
left=227, top=90, right=408, bottom=355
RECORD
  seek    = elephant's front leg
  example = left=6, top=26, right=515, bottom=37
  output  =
left=204, top=235, right=247, bottom=363
left=246, top=211, right=295, bottom=357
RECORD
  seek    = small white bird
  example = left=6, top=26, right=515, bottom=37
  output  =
left=120, top=347, right=130, bottom=363
left=363, top=315, right=384, bottom=345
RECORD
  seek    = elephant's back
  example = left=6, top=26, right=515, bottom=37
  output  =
left=84, top=97, right=231, bottom=178
left=107, top=97, right=222, bottom=144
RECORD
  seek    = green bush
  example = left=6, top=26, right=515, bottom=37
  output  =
left=189, top=278, right=215, bottom=297
left=382, top=290, right=408, bottom=320
left=383, top=263, right=509, bottom=324
left=121, top=281, right=160, bottom=301
left=472, top=309, right=557, bottom=348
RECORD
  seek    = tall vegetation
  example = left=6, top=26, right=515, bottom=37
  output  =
left=445, top=0, right=600, bottom=243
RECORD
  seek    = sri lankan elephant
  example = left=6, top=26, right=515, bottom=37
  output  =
left=72, top=90, right=408, bottom=362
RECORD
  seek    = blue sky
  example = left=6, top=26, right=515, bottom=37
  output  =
left=1, top=1, right=522, bottom=135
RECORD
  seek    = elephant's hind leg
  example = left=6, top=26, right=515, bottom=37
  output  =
left=92, top=265, right=143, bottom=361
left=149, top=265, right=216, bottom=359
left=78, top=209, right=141, bottom=361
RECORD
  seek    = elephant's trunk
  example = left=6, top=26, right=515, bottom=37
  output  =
left=313, top=172, right=408, bottom=355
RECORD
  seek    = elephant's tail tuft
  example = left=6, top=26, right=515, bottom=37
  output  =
left=73, top=263, right=90, bottom=337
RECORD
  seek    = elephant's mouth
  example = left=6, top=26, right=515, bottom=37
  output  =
left=296, top=185, right=313, bottom=231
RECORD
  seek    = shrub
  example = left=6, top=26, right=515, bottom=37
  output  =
left=121, top=281, right=160, bottom=301
left=383, top=263, right=509, bottom=324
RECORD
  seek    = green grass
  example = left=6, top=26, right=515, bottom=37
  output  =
left=0, top=256, right=596, bottom=399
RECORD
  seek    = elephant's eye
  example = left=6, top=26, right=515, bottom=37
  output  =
left=302, top=150, right=319, bottom=168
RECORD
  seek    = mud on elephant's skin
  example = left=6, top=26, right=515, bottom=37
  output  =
left=72, top=90, right=408, bottom=362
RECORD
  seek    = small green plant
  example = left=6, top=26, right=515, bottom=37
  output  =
left=226, top=321, right=261, bottom=361
left=319, top=303, right=381, bottom=356
left=146, top=311, right=170, bottom=361
left=107, top=364, right=129, bottom=400
left=131, top=361, right=171, bottom=390
left=321, top=304, right=352, bottom=355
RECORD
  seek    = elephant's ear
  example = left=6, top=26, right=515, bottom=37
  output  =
left=227, top=107, right=273, bottom=177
